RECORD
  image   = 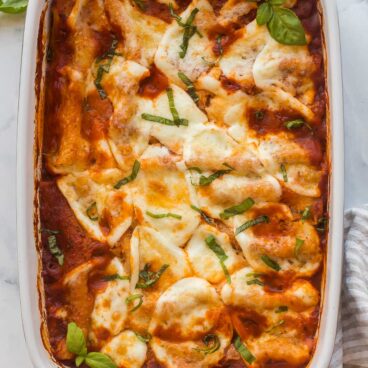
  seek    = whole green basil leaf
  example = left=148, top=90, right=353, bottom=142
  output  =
left=0, top=0, right=28, bottom=13
left=85, top=352, right=117, bottom=368
left=269, top=0, right=285, bottom=5
left=76, top=356, right=86, bottom=367
left=256, top=3, right=273, bottom=25
left=66, top=322, right=87, bottom=356
left=267, top=7, right=307, bottom=45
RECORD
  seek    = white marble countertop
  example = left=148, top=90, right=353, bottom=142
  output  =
left=0, top=0, right=367, bottom=366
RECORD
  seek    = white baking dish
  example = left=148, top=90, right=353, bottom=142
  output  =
left=16, top=0, right=344, bottom=367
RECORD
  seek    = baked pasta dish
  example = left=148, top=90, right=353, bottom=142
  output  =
left=37, top=0, right=329, bottom=367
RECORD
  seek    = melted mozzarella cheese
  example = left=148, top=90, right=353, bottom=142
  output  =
left=101, top=330, right=147, bottom=368
left=137, top=84, right=207, bottom=154
left=132, top=146, right=200, bottom=247
left=57, top=169, right=133, bottom=246
left=104, top=0, right=167, bottom=67
left=217, top=0, right=257, bottom=27
left=149, top=277, right=232, bottom=367
left=185, top=224, right=245, bottom=284
left=234, top=203, right=322, bottom=277
left=89, top=258, right=130, bottom=346
left=155, top=0, right=217, bottom=85
left=257, top=133, right=322, bottom=197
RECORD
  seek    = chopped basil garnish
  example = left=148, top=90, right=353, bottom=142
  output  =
left=66, top=322, right=117, bottom=368
left=134, top=331, right=152, bottom=343
left=169, top=4, right=202, bottom=58
left=205, top=235, right=231, bottom=284
left=216, top=34, right=224, bottom=56
left=178, top=72, right=199, bottom=103
left=191, top=205, right=214, bottom=224
left=86, top=202, right=98, bottom=221
left=94, top=38, right=119, bottom=99
left=47, top=235, right=64, bottom=266
left=114, top=160, right=140, bottom=189
left=247, top=278, right=264, bottom=286
left=220, top=198, right=255, bottom=220
left=261, top=255, right=281, bottom=271
left=132, top=0, right=146, bottom=10
left=316, top=216, right=327, bottom=233
left=126, top=294, right=143, bottom=312
left=285, top=118, right=304, bottom=130
left=146, top=211, right=182, bottom=220
left=136, top=264, right=169, bottom=289
left=193, top=334, right=221, bottom=355
left=256, top=1, right=306, bottom=45
left=255, top=110, right=265, bottom=120
left=280, top=163, right=288, bottom=182
left=301, top=206, right=311, bottom=223
left=141, top=88, right=188, bottom=126
left=234, top=336, right=256, bottom=364
left=235, top=215, right=269, bottom=235
left=102, top=274, right=130, bottom=282
left=0, top=0, right=28, bottom=14
left=198, top=164, right=233, bottom=186
left=294, top=237, right=304, bottom=258
left=188, top=166, right=202, bottom=173
left=275, top=305, right=288, bottom=313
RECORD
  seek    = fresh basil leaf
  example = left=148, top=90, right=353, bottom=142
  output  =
left=191, top=205, right=214, bottom=224
left=76, top=356, right=85, bottom=367
left=216, top=34, right=224, bottom=56
left=247, top=278, right=264, bottom=286
left=261, top=255, right=281, bottom=271
left=294, top=238, right=304, bottom=258
left=126, top=294, right=143, bottom=312
left=301, top=206, right=311, bottom=223
left=235, top=215, right=269, bottom=235
left=280, top=163, right=288, bottom=182
left=136, top=264, right=169, bottom=289
left=85, top=352, right=117, bottom=368
left=178, top=72, right=199, bottom=103
left=205, top=235, right=231, bottom=284
left=198, top=164, right=233, bottom=186
left=193, top=334, right=221, bottom=355
left=284, top=118, right=305, bottom=129
left=167, top=87, right=181, bottom=126
left=220, top=198, right=255, bottom=220
left=179, top=8, right=201, bottom=58
left=275, top=305, right=288, bottom=313
left=146, top=211, right=182, bottom=220
left=114, top=160, right=140, bottom=189
left=234, top=336, right=256, bottom=364
left=132, top=0, right=146, bottom=10
left=268, top=7, right=307, bottom=45
left=47, top=235, right=64, bottom=266
left=102, top=274, right=130, bottom=282
left=141, top=114, right=178, bottom=126
left=187, top=166, right=202, bottom=173
left=134, top=331, right=152, bottom=343
left=66, top=322, right=87, bottom=356
left=0, top=0, right=27, bottom=14
left=256, top=2, right=273, bottom=25
left=86, top=202, right=98, bottom=221
left=269, top=0, right=285, bottom=5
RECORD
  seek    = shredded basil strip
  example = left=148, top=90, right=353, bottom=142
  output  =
left=169, top=4, right=202, bottom=58
left=285, top=118, right=304, bottom=129
left=136, top=264, right=169, bottom=289
left=134, top=331, right=152, bottom=343
left=103, top=274, right=130, bottom=281
left=146, top=211, right=182, bottom=220
left=47, top=235, right=64, bottom=266
left=178, top=72, right=199, bottom=103
left=234, top=336, right=256, bottom=364
left=220, top=198, right=255, bottom=220
left=316, top=216, right=327, bottom=233
left=141, top=114, right=180, bottom=126
left=280, top=163, right=288, bottom=182
left=132, top=0, right=146, bottom=10
left=94, top=38, right=119, bottom=99
left=114, top=160, right=140, bottom=189
left=188, top=166, right=202, bottom=173
left=261, top=255, right=281, bottom=271
left=235, top=215, right=269, bottom=235
left=191, top=205, right=214, bottom=224
left=216, top=34, right=224, bottom=56
left=193, top=334, right=221, bottom=355
left=86, top=202, right=98, bottom=221
left=294, top=237, right=304, bottom=258
left=198, top=164, right=233, bottom=186
left=247, top=279, right=264, bottom=286
left=205, top=235, right=231, bottom=284
left=275, top=305, right=288, bottom=313
left=301, top=206, right=311, bottom=223
left=126, top=294, right=143, bottom=312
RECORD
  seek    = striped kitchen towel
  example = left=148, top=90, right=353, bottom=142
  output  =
left=330, top=205, right=368, bottom=367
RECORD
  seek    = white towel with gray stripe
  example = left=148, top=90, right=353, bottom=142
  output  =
left=330, top=205, right=368, bottom=367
